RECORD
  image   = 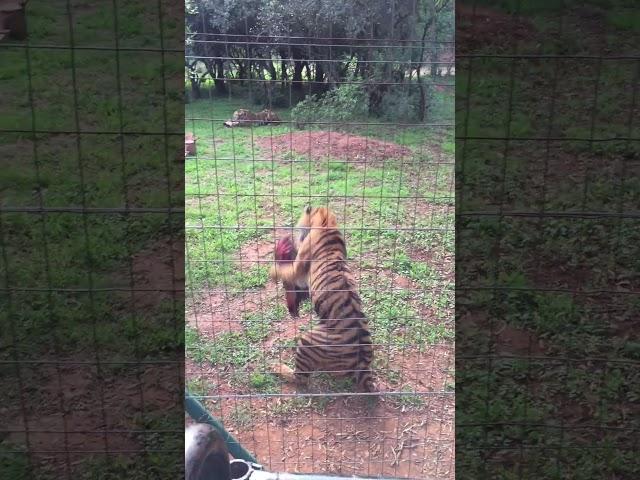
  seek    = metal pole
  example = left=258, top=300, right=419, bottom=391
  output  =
left=185, top=389, right=258, bottom=463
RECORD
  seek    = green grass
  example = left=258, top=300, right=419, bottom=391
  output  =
left=393, top=386, right=426, bottom=409
left=74, top=414, right=182, bottom=479
left=1, top=1, right=184, bottom=362
left=185, top=96, right=454, bottom=290
left=268, top=395, right=330, bottom=416
left=227, top=404, right=255, bottom=428
left=186, top=376, right=215, bottom=396
left=0, top=444, right=38, bottom=480
left=185, top=93, right=454, bottom=364
left=457, top=5, right=640, bottom=477
left=186, top=303, right=288, bottom=367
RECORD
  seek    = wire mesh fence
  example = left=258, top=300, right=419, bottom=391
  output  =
left=1, top=1, right=184, bottom=479
left=185, top=1, right=455, bottom=478
left=456, top=2, right=640, bottom=478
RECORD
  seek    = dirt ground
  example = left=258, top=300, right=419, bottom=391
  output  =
left=255, top=131, right=413, bottom=164
left=456, top=4, right=537, bottom=51
left=4, top=236, right=184, bottom=474
left=187, top=236, right=454, bottom=479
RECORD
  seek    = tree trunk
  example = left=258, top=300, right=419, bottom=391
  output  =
left=292, top=61, right=304, bottom=91
left=214, top=60, right=227, bottom=94
left=190, top=75, right=201, bottom=100
left=267, top=60, right=277, bottom=81
left=315, top=63, right=324, bottom=83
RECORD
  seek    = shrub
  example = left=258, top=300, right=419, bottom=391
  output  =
left=378, top=87, right=421, bottom=122
left=291, top=83, right=369, bottom=128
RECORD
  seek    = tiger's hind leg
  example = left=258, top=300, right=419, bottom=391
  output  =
left=355, top=368, right=377, bottom=393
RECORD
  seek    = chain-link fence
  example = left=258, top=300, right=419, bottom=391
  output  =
left=456, top=2, right=640, bottom=478
left=1, top=1, right=184, bottom=478
left=185, top=1, right=455, bottom=478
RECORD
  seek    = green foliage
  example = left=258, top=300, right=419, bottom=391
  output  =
left=291, top=83, right=369, bottom=128
left=249, top=372, right=278, bottom=392
left=0, top=445, right=32, bottom=480
left=378, top=87, right=421, bottom=122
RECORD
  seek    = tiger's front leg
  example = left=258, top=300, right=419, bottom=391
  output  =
left=270, top=363, right=310, bottom=388
left=269, top=242, right=310, bottom=285
left=269, top=262, right=302, bottom=283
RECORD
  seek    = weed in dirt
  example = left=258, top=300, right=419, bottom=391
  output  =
left=227, top=404, right=255, bottom=429
left=361, top=280, right=452, bottom=347
left=269, top=397, right=310, bottom=416
left=0, top=443, right=35, bottom=480
left=269, top=396, right=328, bottom=417
left=242, top=304, right=288, bottom=342
left=228, top=363, right=282, bottom=394
left=249, top=372, right=279, bottom=393
left=312, top=373, right=355, bottom=392
left=187, top=304, right=287, bottom=367
left=385, top=252, right=441, bottom=288
left=272, top=338, right=298, bottom=352
left=363, top=287, right=415, bottom=340
left=393, top=387, right=426, bottom=410
left=228, top=265, right=270, bottom=291
left=185, top=326, right=214, bottom=364
left=187, top=376, right=215, bottom=396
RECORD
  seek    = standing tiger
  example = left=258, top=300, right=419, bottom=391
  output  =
left=223, top=108, right=281, bottom=128
left=269, top=205, right=376, bottom=392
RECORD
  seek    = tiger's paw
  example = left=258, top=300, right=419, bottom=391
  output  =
left=270, top=362, right=296, bottom=382
left=357, top=377, right=379, bottom=394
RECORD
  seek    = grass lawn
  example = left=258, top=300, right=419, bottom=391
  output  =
left=184, top=92, right=455, bottom=471
left=185, top=93, right=455, bottom=366
left=184, top=90, right=455, bottom=476
left=456, top=2, right=640, bottom=478
left=1, top=1, right=183, bottom=478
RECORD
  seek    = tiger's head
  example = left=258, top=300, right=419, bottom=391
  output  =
left=296, top=205, right=337, bottom=243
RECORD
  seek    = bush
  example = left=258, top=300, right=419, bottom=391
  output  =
left=378, top=87, right=421, bottom=123
left=291, top=83, right=369, bottom=128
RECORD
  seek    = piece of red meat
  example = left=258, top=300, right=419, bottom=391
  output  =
left=274, top=235, right=309, bottom=317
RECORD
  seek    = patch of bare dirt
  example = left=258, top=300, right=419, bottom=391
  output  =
left=111, top=235, right=184, bottom=311
left=495, top=324, right=546, bottom=355
left=187, top=288, right=282, bottom=336
left=255, top=131, right=412, bottom=164
left=186, top=343, right=454, bottom=478
left=456, top=4, right=538, bottom=52
left=186, top=226, right=454, bottom=478
left=188, top=351, right=454, bottom=479
left=4, top=363, right=181, bottom=470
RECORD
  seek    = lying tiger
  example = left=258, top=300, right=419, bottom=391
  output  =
left=223, top=108, right=281, bottom=128
left=269, top=205, right=376, bottom=392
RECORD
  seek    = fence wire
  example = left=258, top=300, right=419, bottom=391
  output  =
left=185, top=1, right=454, bottom=479
left=456, top=1, right=640, bottom=479
left=1, top=1, right=184, bottom=479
